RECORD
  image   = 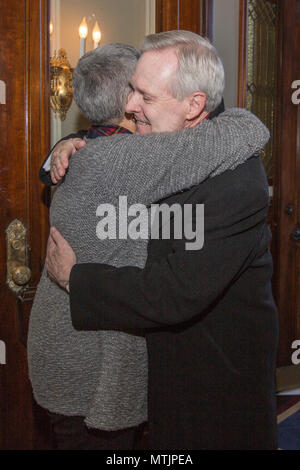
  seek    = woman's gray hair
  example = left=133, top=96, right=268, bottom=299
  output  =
left=73, top=43, right=141, bottom=125
left=143, top=30, right=224, bottom=112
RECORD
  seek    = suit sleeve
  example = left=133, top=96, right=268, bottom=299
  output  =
left=39, top=130, right=87, bottom=186
left=70, top=173, right=270, bottom=331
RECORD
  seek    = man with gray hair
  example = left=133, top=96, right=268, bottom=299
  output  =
left=45, top=31, right=278, bottom=450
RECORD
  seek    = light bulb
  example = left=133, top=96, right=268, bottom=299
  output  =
left=92, top=21, right=101, bottom=45
left=49, top=21, right=53, bottom=36
left=79, top=17, right=88, bottom=39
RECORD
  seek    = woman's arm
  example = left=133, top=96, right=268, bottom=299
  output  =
left=80, top=108, right=269, bottom=206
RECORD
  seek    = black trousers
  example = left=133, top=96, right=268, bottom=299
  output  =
left=48, top=411, right=145, bottom=450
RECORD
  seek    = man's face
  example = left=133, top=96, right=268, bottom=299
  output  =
left=125, top=49, right=190, bottom=135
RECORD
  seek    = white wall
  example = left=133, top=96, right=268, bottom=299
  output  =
left=213, top=0, right=240, bottom=108
left=50, top=0, right=241, bottom=143
left=50, top=0, right=155, bottom=146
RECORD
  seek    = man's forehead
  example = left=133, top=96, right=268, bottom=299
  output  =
left=132, top=48, right=178, bottom=85
left=141, top=48, right=178, bottom=68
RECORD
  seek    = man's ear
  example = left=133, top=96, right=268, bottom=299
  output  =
left=186, top=92, right=206, bottom=121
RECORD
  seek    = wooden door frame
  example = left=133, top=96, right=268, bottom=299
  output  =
left=155, top=0, right=214, bottom=40
left=26, top=0, right=51, bottom=284
left=237, top=0, right=300, bottom=366
left=237, top=0, right=248, bottom=107
left=0, top=0, right=51, bottom=449
left=275, top=0, right=300, bottom=365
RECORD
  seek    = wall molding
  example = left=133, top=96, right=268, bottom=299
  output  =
left=50, top=0, right=62, bottom=145
left=145, top=0, right=156, bottom=36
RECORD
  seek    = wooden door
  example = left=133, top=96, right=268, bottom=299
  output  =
left=275, top=0, right=300, bottom=366
left=237, top=0, right=300, bottom=366
left=0, top=0, right=51, bottom=449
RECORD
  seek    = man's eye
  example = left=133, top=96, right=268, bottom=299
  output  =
left=143, top=96, right=151, bottom=102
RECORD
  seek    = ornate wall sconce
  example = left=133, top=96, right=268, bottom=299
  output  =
left=49, top=17, right=101, bottom=120
left=50, top=48, right=73, bottom=121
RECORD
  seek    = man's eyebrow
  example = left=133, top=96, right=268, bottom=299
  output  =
left=129, top=81, right=154, bottom=98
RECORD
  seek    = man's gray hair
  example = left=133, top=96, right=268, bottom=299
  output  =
left=73, top=43, right=141, bottom=125
left=143, top=30, right=224, bottom=112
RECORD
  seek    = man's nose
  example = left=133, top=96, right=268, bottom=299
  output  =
left=125, top=91, right=141, bottom=114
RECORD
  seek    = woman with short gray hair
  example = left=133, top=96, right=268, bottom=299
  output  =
left=73, top=43, right=141, bottom=125
left=29, top=43, right=146, bottom=450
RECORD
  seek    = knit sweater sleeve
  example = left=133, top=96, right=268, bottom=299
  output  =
left=81, top=108, right=269, bottom=206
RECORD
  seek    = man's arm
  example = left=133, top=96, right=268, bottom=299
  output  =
left=70, top=204, right=269, bottom=331
left=69, top=159, right=270, bottom=331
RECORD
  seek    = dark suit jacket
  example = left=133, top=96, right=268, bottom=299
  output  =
left=69, top=155, right=278, bottom=450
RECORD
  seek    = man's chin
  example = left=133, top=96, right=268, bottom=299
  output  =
left=136, top=123, right=152, bottom=134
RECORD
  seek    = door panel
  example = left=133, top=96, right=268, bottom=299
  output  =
left=155, top=0, right=214, bottom=39
left=275, top=0, right=300, bottom=365
left=237, top=0, right=300, bottom=367
left=0, top=0, right=51, bottom=449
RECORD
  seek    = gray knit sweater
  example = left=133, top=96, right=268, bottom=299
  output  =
left=27, top=109, right=270, bottom=430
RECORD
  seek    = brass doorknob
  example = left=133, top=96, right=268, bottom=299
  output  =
left=12, top=265, right=31, bottom=286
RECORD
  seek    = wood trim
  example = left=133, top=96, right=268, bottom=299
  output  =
left=179, top=0, right=201, bottom=33
left=0, top=0, right=52, bottom=449
left=296, top=90, right=300, bottom=340
left=199, top=0, right=214, bottom=41
left=145, top=0, right=156, bottom=35
left=269, top=0, right=282, bottom=310
left=26, top=0, right=50, bottom=283
left=238, top=0, right=248, bottom=107
left=156, top=0, right=178, bottom=32
left=155, top=0, right=214, bottom=39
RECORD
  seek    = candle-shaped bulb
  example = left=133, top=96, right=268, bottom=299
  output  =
left=92, top=21, right=101, bottom=47
left=79, top=17, right=88, bottom=39
left=49, top=21, right=54, bottom=36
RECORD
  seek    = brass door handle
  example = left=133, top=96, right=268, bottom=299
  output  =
left=12, top=265, right=31, bottom=286
left=6, top=219, right=31, bottom=296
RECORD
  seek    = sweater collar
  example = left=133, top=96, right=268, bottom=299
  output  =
left=86, top=124, right=132, bottom=139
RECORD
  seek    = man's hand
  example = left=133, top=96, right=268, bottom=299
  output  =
left=46, top=227, right=76, bottom=290
left=50, top=138, right=86, bottom=184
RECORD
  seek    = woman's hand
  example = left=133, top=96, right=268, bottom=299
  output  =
left=50, top=138, right=86, bottom=184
